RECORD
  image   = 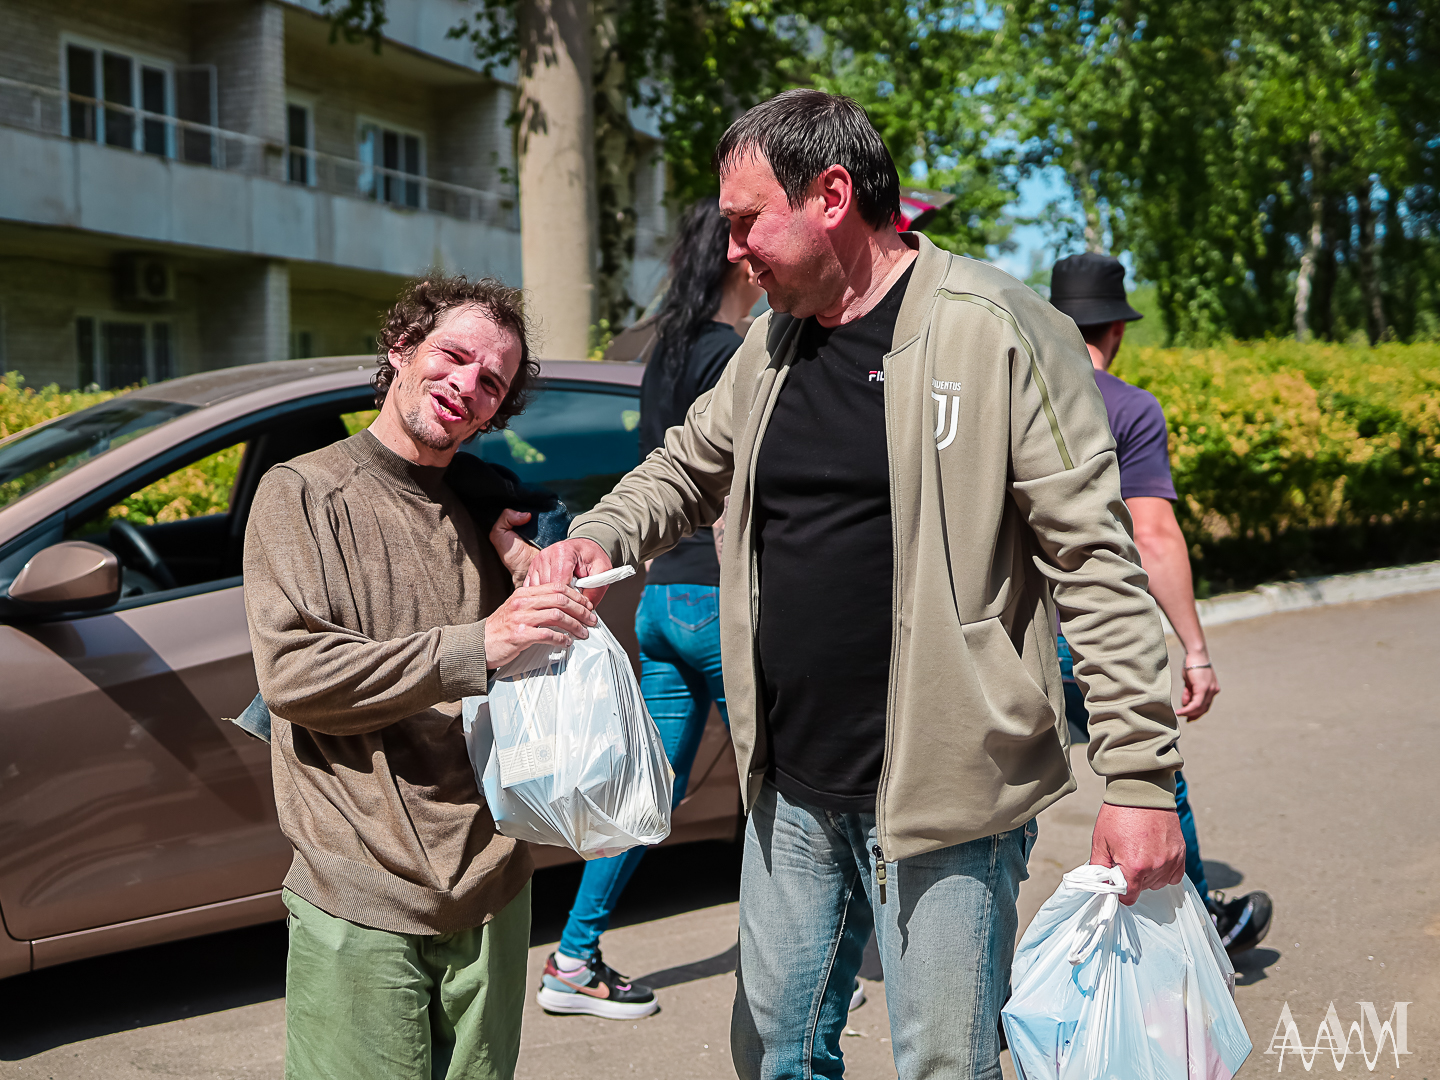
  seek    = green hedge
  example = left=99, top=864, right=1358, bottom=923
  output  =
left=1112, top=341, right=1440, bottom=593
left=5, top=346, right=1439, bottom=593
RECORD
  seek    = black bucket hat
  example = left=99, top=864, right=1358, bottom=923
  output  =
left=1049, top=253, right=1143, bottom=327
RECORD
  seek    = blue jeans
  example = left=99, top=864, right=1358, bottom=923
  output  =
left=1057, top=634, right=1208, bottom=897
left=732, top=782, right=1036, bottom=1080
left=556, top=584, right=729, bottom=960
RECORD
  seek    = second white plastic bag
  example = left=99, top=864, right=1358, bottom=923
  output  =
left=461, top=578, right=674, bottom=860
left=1002, top=864, right=1251, bottom=1080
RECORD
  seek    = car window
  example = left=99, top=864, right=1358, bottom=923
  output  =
left=54, top=402, right=362, bottom=606
left=0, top=399, right=196, bottom=511
left=70, top=443, right=243, bottom=535
left=464, top=385, right=640, bottom=515
left=65, top=442, right=245, bottom=598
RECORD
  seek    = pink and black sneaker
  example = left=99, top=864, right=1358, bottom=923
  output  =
left=537, top=950, right=659, bottom=1020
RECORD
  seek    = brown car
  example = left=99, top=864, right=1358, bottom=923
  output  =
left=0, top=357, right=739, bottom=980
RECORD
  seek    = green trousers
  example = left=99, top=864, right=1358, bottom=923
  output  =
left=283, top=882, right=532, bottom=1080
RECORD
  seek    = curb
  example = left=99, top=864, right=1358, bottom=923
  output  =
left=1172, top=560, right=1440, bottom=631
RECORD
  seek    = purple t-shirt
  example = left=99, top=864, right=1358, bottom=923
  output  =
left=1093, top=369, right=1177, bottom=500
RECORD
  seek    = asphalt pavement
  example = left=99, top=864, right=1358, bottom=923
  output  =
left=2, top=590, right=1437, bottom=1078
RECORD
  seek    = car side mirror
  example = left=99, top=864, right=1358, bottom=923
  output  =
left=8, top=541, right=121, bottom=611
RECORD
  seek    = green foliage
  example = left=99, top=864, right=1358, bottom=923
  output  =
left=0, top=373, right=119, bottom=441
left=109, top=445, right=243, bottom=526
left=999, top=0, right=1440, bottom=344
left=588, top=319, right=616, bottom=361
left=8, top=347, right=1439, bottom=588
left=1113, top=340, right=1440, bottom=588
left=342, top=409, right=379, bottom=436
left=802, top=0, right=1020, bottom=256
left=324, top=0, right=1439, bottom=343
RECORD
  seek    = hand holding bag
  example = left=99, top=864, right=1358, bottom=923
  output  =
left=1002, top=864, right=1252, bottom=1080
left=462, top=566, right=674, bottom=859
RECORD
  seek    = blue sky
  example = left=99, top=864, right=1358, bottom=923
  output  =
left=985, top=168, right=1140, bottom=289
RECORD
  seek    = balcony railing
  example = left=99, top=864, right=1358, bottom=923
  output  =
left=0, top=74, right=519, bottom=231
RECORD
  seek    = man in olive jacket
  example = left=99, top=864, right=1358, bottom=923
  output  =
left=532, top=91, right=1185, bottom=1080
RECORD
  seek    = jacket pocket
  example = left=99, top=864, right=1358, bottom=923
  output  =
left=959, top=616, right=1057, bottom=737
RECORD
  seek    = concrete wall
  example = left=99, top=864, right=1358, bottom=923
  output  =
left=0, top=125, right=523, bottom=281
left=280, top=0, right=507, bottom=80
left=0, top=0, right=669, bottom=382
left=0, top=0, right=192, bottom=137
left=192, top=1, right=288, bottom=178
left=290, top=286, right=390, bottom=359
left=433, top=85, right=515, bottom=207
left=0, top=244, right=205, bottom=388
left=198, top=259, right=289, bottom=368
left=286, top=27, right=438, bottom=166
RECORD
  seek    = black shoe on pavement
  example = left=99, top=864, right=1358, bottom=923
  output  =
left=537, top=950, right=660, bottom=1020
left=1207, top=890, right=1273, bottom=956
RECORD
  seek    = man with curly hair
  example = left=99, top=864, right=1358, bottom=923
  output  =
left=243, top=275, right=597, bottom=1080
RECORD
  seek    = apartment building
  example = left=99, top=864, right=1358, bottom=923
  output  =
left=0, top=0, right=669, bottom=387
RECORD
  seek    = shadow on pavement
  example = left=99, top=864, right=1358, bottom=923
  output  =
left=1203, top=860, right=1245, bottom=890
left=640, top=942, right=738, bottom=989
left=530, top=839, right=743, bottom=947
left=0, top=919, right=288, bottom=1060
left=0, top=840, right=742, bottom=1060
left=1234, top=947, right=1281, bottom=986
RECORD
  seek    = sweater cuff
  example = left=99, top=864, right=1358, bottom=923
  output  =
left=438, top=621, right=489, bottom=699
left=1102, top=770, right=1177, bottom=811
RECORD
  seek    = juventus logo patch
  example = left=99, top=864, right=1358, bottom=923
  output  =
left=931, top=380, right=961, bottom=450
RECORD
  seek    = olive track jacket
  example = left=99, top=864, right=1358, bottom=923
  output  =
left=570, top=235, right=1182, bottom=862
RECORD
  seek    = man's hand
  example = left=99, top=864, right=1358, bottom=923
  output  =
left=489, top=509, right=537, bottom=588
left=1090, top=803, right=1185, bottom=905
left=483, top=583, right=598, bottom=670
left=1176, top=656, right=1220, bottom=720
left=525, top=538, right=614, bottom=604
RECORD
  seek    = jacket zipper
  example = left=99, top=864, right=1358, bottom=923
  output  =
left=739, top=341, right=796, bottom=810
left=875, top=346, right=905, bottom=865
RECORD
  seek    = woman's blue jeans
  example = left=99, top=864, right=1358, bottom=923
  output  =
left=1057, top=635, right=1208, bottom=897
left=556, top=583, right=729, bottom=961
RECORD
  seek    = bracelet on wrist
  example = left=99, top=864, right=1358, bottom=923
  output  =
left=1184, top=662, right=1212, bottom=670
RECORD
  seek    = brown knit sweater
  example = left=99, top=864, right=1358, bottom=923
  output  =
left=243, top=430, right=532, bottom=935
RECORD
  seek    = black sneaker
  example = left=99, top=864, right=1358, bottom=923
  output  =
left=537, top=951, right=659, bottom=1020
left=1207, top=891, right=1273, bottom=956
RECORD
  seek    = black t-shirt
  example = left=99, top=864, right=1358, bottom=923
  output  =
left=753, top=264, right=912, bottom=812
left=639, top=321, right=743, bottom=587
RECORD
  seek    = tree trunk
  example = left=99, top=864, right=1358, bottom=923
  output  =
left=517, top=0, right=597, bottom=359
left=1355, top=182, right=1385, bottom=344
left=1294, top=132, right=1325, bottom=342
left=1070, top=158, right=1106, bottom=253
left=591, top=0, right=639, bottom=333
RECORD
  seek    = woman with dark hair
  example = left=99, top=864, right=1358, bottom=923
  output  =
left=535, top=199, right=762, bottom=1020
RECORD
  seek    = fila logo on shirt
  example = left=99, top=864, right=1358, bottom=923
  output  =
left=931, top=379, right=962, bottom=450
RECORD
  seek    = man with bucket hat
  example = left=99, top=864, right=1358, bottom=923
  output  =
left=1050, top=252, right=1273, bottom=957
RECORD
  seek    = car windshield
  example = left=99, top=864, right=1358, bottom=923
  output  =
left=0, top=399, right=196, bottom=511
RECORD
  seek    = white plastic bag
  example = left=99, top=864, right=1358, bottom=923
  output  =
left=461, top=566, right=674, bottom=860
left=1002, top=864, right=1251, bottom=1080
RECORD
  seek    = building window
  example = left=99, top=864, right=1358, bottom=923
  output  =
left=64, top=42, right=173, bottom=157
left=358, top=121, right=423, bottom=209
left=289, top=330, right=313, bottom=359
left=76, top=317, right=176, bottom=390
left=286, top=103, right=312, bottom=185
left=175, top=65, right=217, bottom=165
